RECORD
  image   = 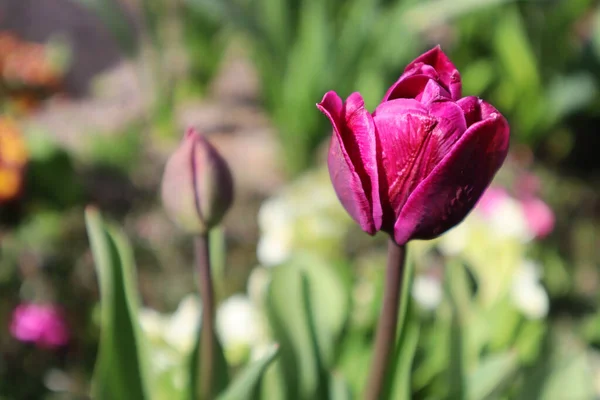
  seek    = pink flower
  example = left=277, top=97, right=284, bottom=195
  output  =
left=521, top=197, right=555, bottom=239
left=317, top=46, right=510, bottom=245
left=10, top=303, right=70, bottom=349
left=476, top=187, right=511, bottom=218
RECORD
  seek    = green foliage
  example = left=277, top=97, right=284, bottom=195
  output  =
left=217, top=345, right=279, bottom=400
left=188, top=326, right=230, bottom=399
left=85, top=207, right=152, bottom=400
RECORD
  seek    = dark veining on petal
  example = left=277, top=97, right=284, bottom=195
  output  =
left=384, top=114, right=438, bottom=215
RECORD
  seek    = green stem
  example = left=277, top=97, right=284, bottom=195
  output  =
left=364, top=239, right=407, bottom=400
left=195, top=234, right=215, bottom=400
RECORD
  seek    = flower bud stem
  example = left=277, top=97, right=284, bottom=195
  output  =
left=364, top=239, right=407, bottom=400
left=195, top=233, right=215, bottom=400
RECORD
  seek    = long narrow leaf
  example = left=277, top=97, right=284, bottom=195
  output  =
left=188, top=325, right=230, bottom=400
left=217, top=345, right=280, bottom=400
left=85, top=207, right=151, bottom=400
left=267, top=266, right=327, bottom=399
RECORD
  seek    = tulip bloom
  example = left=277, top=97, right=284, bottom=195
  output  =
left=318, top=46, right=510, bottom=245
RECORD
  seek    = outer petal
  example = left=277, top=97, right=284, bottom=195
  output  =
left=317, top=91, right=382, bottom=234
left=373, top=99, right=466, bottom=219
left=161, top=131, right=205, bottom=233
left=193, top=134, right=234, bottom=229
left=383, top=46, right=462, bottom=102
left=392, top=111, right=510, bottom=245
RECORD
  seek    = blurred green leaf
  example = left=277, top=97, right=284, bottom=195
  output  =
left=385, top=310, right=420, bottom=400
left=446, top=263, right=467, bottom=400
left=278, top=0, right=330, bottom=173
left=85, top=207, right=151, bottom=400
left=547, top=73, right=597, bottom=121
left=217, top=345, right=279, bottom=400
left=189, top=325, right=230, bottom=400
left=267, top=264, right=327, bottom=399
left=328, top=372, right=353, bottom=400
left=466, top=352, right=518, bottom=400
left=515, top=333, right=595, bottom=400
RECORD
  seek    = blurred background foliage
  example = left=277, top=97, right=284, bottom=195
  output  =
left=0, top=0, right=599, bottom=398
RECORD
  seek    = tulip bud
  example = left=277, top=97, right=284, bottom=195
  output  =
left=161, top=128, right=234, bottom=234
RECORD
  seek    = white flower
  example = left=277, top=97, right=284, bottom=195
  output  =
left=216, top=294, right=259, bottom=349
left=247, top=266, right=271, bottom=306
left=412, top=275, right=443, bottom=310
left=164, top=295, right=201, bottom=353
left=257, top=198, right=294, bottom=266
left=139, top=308, right=167, bottom=342
left=438, top=222, right=470, bottom=256
left=139, top=294, right=201, bottom=354
left=487, top=198, right=532, bottom=242
left=510, top=261, right=549, bottom=319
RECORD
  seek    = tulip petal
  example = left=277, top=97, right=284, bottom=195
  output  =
left=318, top=91, right=382, bottom=234
left=458, top=97, right=503, bottom=128
left=393, top=111, right=510, bottom=245
left=161, top=131, right=205, bottom=233
left=457, top=96, right=481, bottom=127
left=373, top=99, right=466, bottom=221
left=383, top=46, right=462, bottom=102
left=408, top=46, right=462, bottom=100
left=419, top=80, right=452, bottom=104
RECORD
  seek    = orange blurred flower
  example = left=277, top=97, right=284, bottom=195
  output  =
left=0, top=32, right=64, bottom=114
left=0, top=32, right=62, bottom=89
left=0, top=117, right=28, bottom=202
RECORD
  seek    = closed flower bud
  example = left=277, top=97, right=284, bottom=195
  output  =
left=161, top=128, right=234, bottom=234
left=318, top=46, right=510, bottom=245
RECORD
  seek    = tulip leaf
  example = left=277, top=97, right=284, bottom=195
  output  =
left=266, top=264, right=327, bottom=399
left=85, top=207, right=151, bottom=400
left=384, top=311, right=420, bottom=400
left=278, top=0, right=330, bottom=173
left=515, top=333, right=595, bottom=400
left=466, top=352, right=519, bottom=400
left=328, top=372, right=353, bottom=400
left=216, top=344, right=279, bottom=400
left=445, top=262, right=468, bottom=400
left=188, top=322, right=230, bottom=400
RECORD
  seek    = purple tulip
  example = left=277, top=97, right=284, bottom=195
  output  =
left=10, top=303, right=70, bottom=349
left=318, top=46, right=510, bottom=245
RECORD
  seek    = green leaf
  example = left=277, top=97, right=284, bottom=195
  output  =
left=85, top=207, right=151, bottom=400
left=515, top=332, right=595, bottom=400
left=467, top=352, right=518, bottom=400
left=188, top=325, right=230, bottom=400
left=385, top=311, right=420, bottom=400
left=328, top=372, right=353, bottom=400
left=217, top=345, right=280, bottom=400
left=445, top=263, right=467, bottom=400
left=266, top=265, right=327, bottom=399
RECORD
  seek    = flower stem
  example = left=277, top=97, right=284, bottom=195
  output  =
left=364, top=239, right=407, bottom=400
left=195, top=233, right=215, bottom=400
